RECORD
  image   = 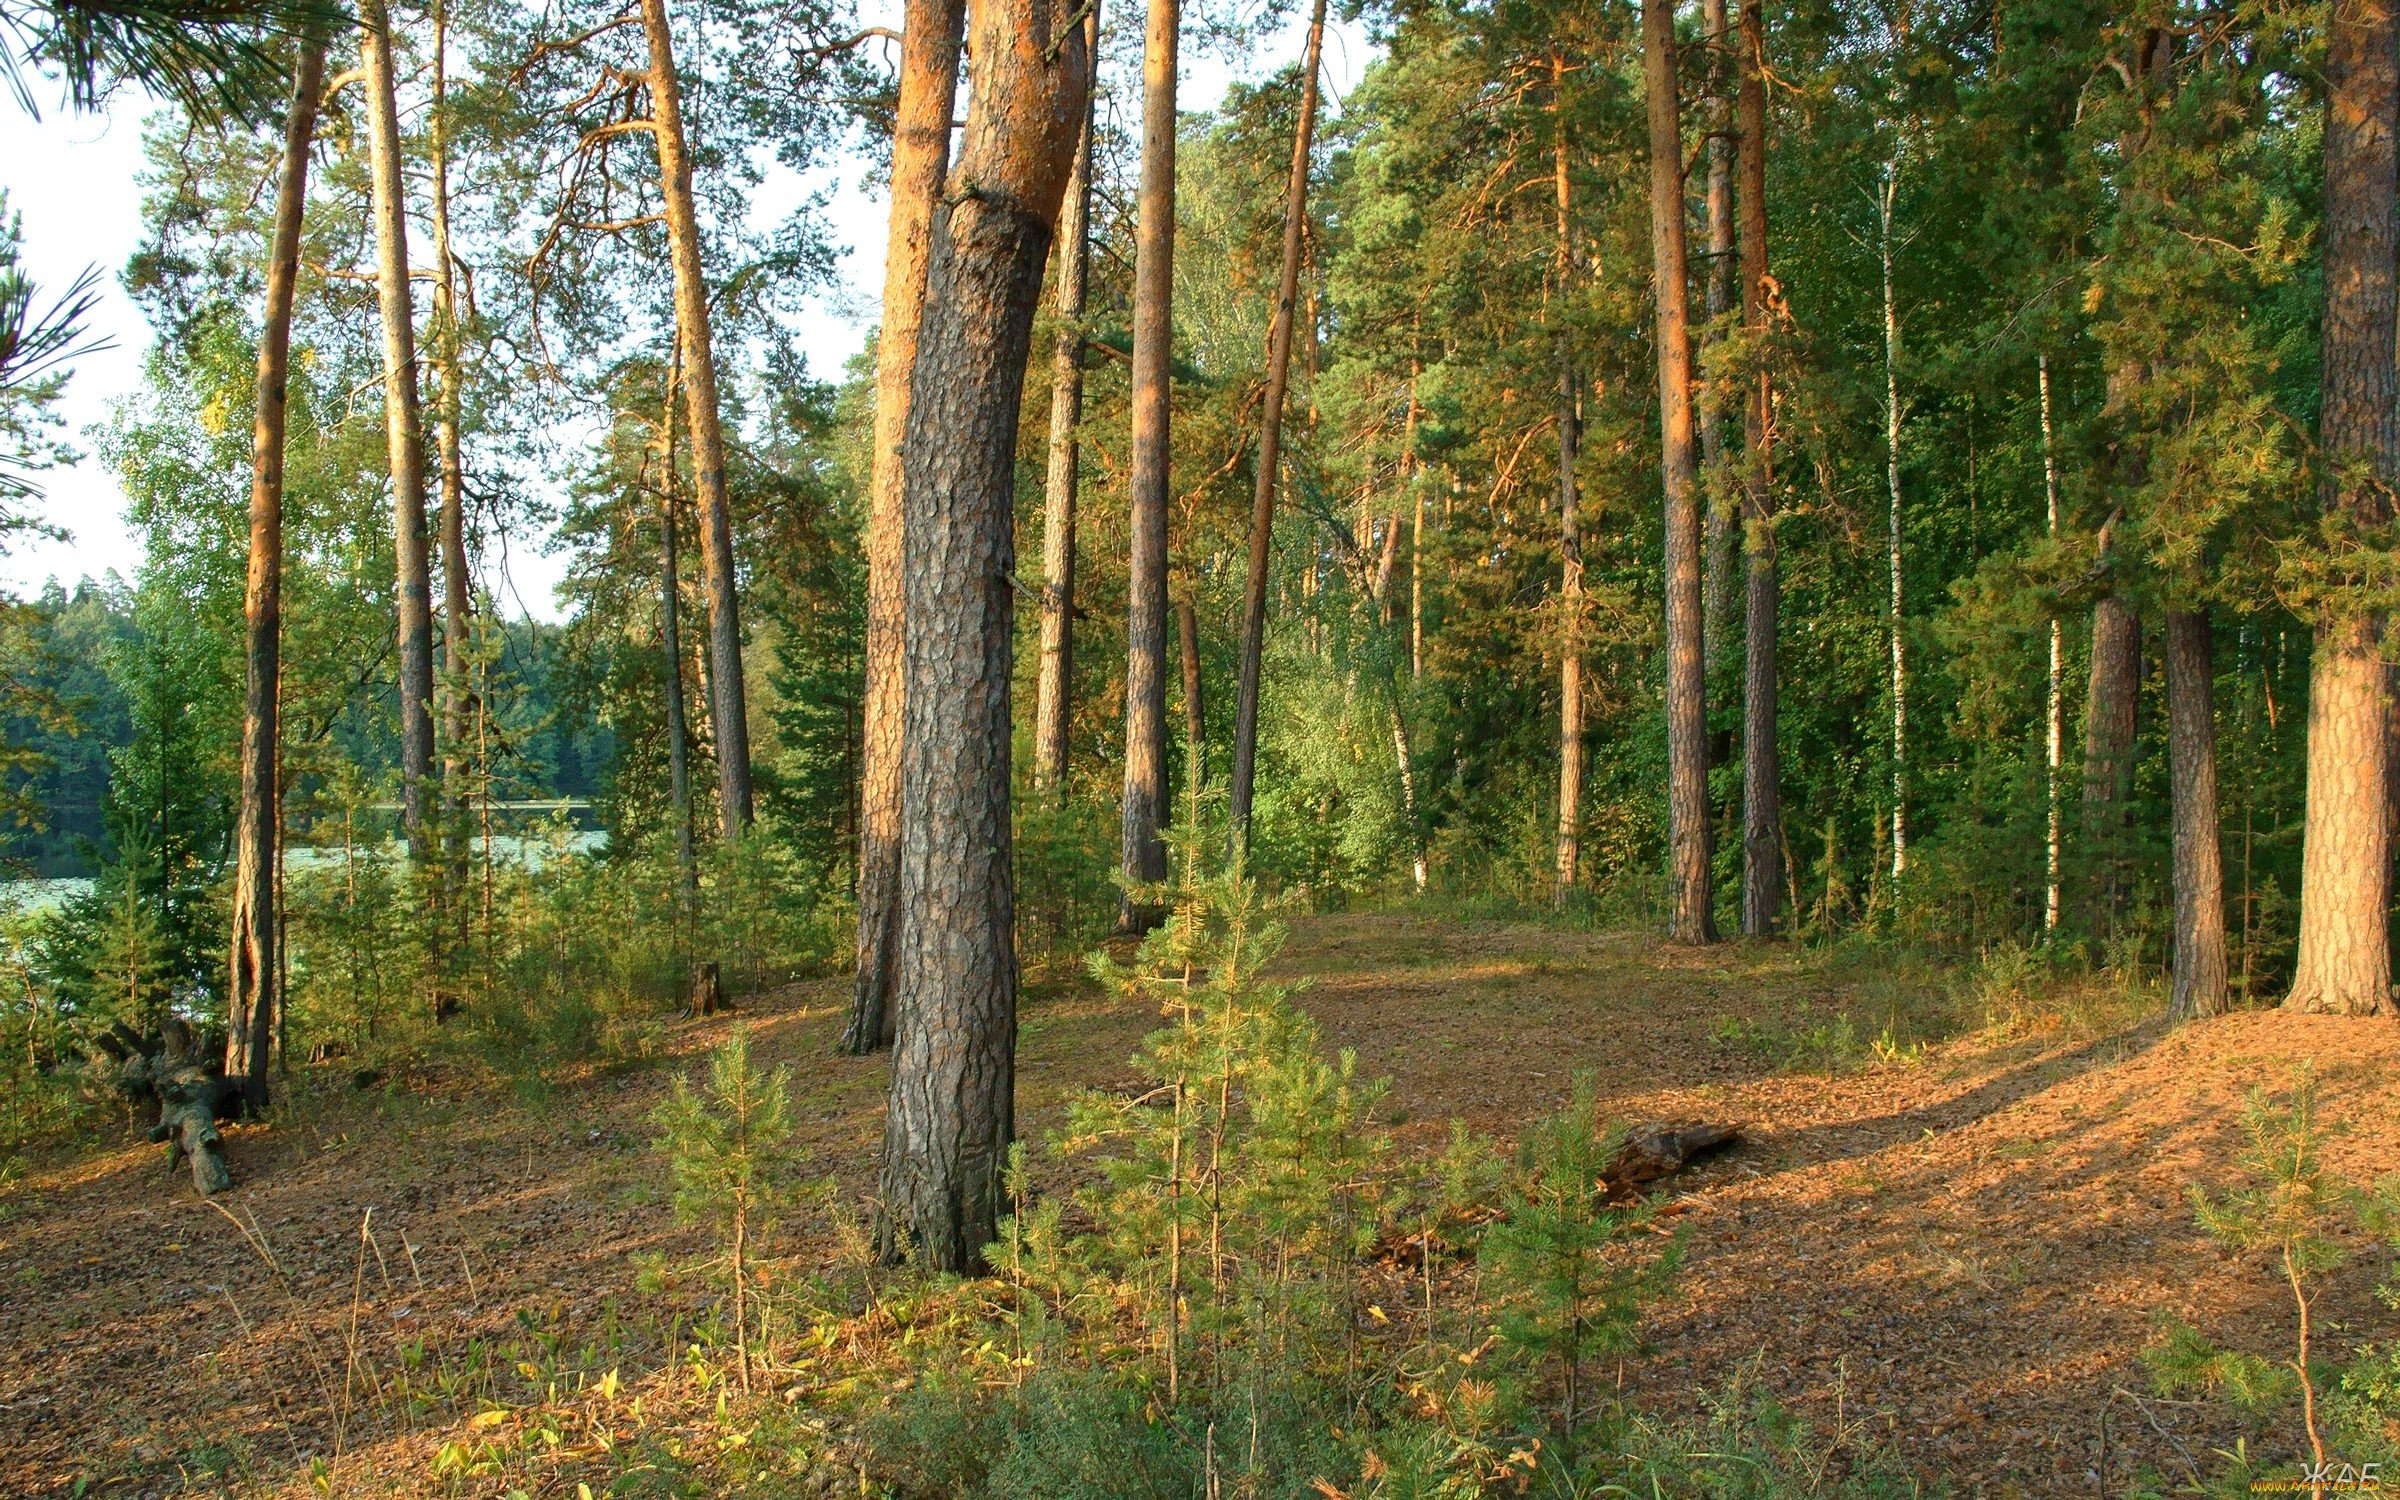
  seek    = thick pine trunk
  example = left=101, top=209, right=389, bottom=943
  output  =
left=1118, top=0, right=1180, bottom=928
left=2081, top=592, right=2140, bottom=932
left=2290, top=0, right=2398, bottom=1016
left=1736, top=0, right=1780, bottom=938
left=2165, top=610, right=2228, bottom=1018
left=1034, top=25, right=1097, bottom=798
left=1699, top=0, right=1735, bottom=674
left=848, top=0, right=966, bottom=1054
left=362, top=0, right=436, bottom=861
left=1644, top=0, right=1715, bottom=943
left=228, top=37, right=326, bottom=1108
left=641, top=0, right=754, bottom=840
left=1227, top=0, right=1326, bottom=845
left=875, top=0, right=1090, bottom=1272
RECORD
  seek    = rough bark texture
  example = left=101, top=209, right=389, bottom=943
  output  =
left=641, top=0, right=754, bottom=841
left=361, top=0, right=436, bottom=860
left=1227, top=0, right=1326, bottom=844
left=1118, top=0, right=1179, bottom=928
left=1553, top=59, right=1584, bottom=907
left=1736, top=0, right=1780, bottom=938
left=2165, top=611, right=2228, bottom=1019
left=2040, top=356, right=2064, bottom=932
left=1177, top=593, right=1204, bottom=786
left=430, top=2, right=472, bottom=946
left=2289, top=0, right=2398, bottom=1016
left=658, top=369, right=698, bottom=911
left=2081, top=592, right=2140, bottom=930
left=1033, top=22, right=1096, bottom=798
left=848, top=0, right=966, bottom=1055
left=1645, top=0, right=1715, bottom=943
left=1699, top=0, right=1735, bottom=674
left=227, top=37, right=324, bottom=1109
left=875, top=0, right=1090, bottom=1273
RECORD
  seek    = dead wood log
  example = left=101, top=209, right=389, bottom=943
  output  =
left=85, top=1020, right=246, bottom=1195
left=1601, top=1120, right=1740, bottom=1198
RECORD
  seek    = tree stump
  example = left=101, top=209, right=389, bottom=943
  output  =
left=1601, top=1120, right=1741, bottom=1199
left=686, top=961, right=731, bottom=1017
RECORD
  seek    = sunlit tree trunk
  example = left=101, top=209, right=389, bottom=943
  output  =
left=1118, top=0, right=1180, bottom=926
left=2165, top=610, right=2227, bottom=1018
left=640, top=0, right=753, bottom=840
left=2039, top=355, right=2063, bottom=933
left=1736, top=0, right=1780, bottom=938
left=1034, top=15, right=1097, bottom=799
left=1552, top=54, right=1584, bottom=907
left=361, top=0, right=436, bottom=862
left=1878, top=160, right=1907, bottom=896
left=1178, top=594, right=1204, bottom=787
left=2082, top=593, right=2139, bottom=931
left=1228, top=0, right=1325, bottom=846
left=1699, top=0, right=1735, bottom=674
left=876, top=0, right=1091, bottom=1272
left=430, top=0, right=473, bottom=947
left=228, top=36, right=326, bottom=1109
left=658, top=353, right=698, bottom=912
left=1644, top=0, right=1714, bottom=942
left=847, top=0, right=966, bottom=1054
left=2290, top=0, right=2397, bottom=1015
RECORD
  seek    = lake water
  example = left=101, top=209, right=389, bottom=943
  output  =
left=0, top=832, right=609, bottom=915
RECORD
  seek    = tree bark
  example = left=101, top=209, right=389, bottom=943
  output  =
left=1118, top=0, right=1180, bottom=928
left=1033, top=16, right=1097, bottom=799
left=1644, top=0, right=1715, bottom=943
left=1227, top=0, right=1326, bottom=846
left=1177, top=593, right=1203, bottom=789
left=430, top=0, right=473, bottom=945
left=1736, top=0, right=1780, bottom=938
left=640, top=0, right=753, bottom=840
left=658, top=357, right=698, bottom=912
left=361, top=0, right=436, bottom=861
left=1553, top=54, right=1584, bottom=907
left=1878, top=162, right=1907, bottom=895
left=2165, top=610, right=2228, bottom=1018
left=2039, top=355, right=2063, bottom=933
left=2289, top=0, right=2397, bottom=1016
left=847, top=0, right=967, bottom=1055
left=227, top=36, right=325, bottom=1109
left=875, top=0, right=1090, bottom=1273
left=2081, top=591, right=2139, bottom=931
left=1699, top=0, right=1735, bottom=675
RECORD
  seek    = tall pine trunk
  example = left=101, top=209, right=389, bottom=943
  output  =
left=1552, top=54, right=1585, bottom=906
left=228, top=36, right=326, bottom=1107
left=846, top=0, right=966, bottom=1054
left=1736, top=0, right=1780, bottom=937
left=1699, top=0, right=1735, bottom=674
left=2166, top=610, right=2228, bottom=1018
left=1878, top=161, right=1907, bottom=895
left=362, top=0, right=436, bottom=862
left=430, top=0, right=473, bottom=947
left=1178, top=594, right=1204, bottom=786
left=875, top=0, right=1091, bottom=1272
left=2082, top=592, right=2139, bottom=933
left=1034, top=16, right=1097, bottom=798
left=2290, top=0, right=2398, bottom=1015
left=1644, top=0, right=1715, bottom=943
left=1118, top=0, right=1180, bottom=927
left=1227, top=0, right=1326, bottom=845
left=658, top=356, right=698, bottom=913
left=641, top=0, right=753, bottom=840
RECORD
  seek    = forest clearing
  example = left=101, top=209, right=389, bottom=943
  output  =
left=4, top=913, right=2394, bottom=1497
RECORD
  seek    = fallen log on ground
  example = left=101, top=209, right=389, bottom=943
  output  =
left=1601, top=1120, right=1741, bottom=1199
left=88, top=1020, right=245, bottom=1196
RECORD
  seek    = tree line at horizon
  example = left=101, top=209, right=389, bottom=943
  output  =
left=0, top=0, right=2394, bottom=1269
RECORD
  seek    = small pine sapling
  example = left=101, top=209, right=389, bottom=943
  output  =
left=652, top=1027, right=800, bottom=1391
left=1483, top=1071, right=1679, bottom=1465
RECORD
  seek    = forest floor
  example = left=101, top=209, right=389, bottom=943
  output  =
left=1, top=911, right=2395, bottom=1499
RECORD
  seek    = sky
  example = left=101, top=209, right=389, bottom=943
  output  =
left=0, top=5, right=1375, bottom=620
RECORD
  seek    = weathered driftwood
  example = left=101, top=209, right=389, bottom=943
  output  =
left=1601, top=1120, right=1741, bottom=1198
left=89, top=1020, right=245, bottom=1196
